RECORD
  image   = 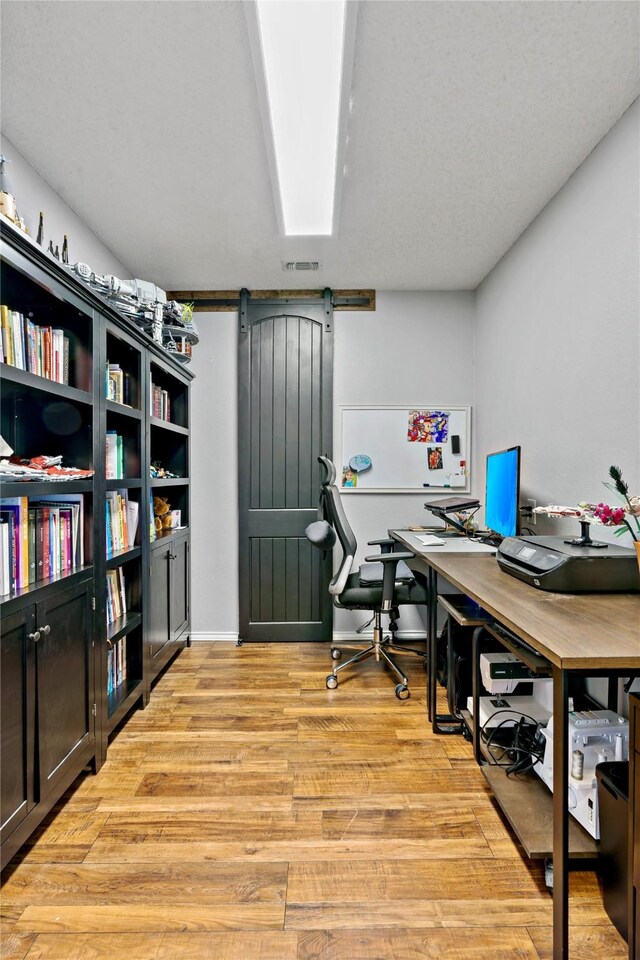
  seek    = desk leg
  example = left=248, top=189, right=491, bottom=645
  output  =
left=553, top=666, right=569, bottom=960
left=427, top=567, right=437, bottom=724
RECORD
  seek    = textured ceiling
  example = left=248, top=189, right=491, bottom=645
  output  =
left=1, top=1, right=638, bottom=290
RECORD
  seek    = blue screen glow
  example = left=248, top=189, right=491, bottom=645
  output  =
left=485, top=447, right=520, bottom=538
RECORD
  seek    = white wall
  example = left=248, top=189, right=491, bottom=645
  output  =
left=333, top=292, right=475, bottom=634
left=1, top=134, right=130, bottom=277
left=189, top=292, right=475, bottom=639
left=475, top=100, right=640, bottom=546
left=189, top=311, right=239, bottom=640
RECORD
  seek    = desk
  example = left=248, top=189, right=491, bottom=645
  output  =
left=390, top=529, right=640, bottom=960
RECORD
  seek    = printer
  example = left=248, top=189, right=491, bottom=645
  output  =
left=497, top=536, right=639, bottom=592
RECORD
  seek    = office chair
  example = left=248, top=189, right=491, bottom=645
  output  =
left=306, top=456, right=428, bottom=699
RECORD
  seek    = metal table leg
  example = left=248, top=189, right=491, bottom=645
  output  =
left=553, top=666, right=570, bottom=959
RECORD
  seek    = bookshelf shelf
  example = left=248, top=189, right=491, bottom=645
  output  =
left=150, top=477, right=190, bottom=487
left=106, top=546, right=142, bottom=569
left=149, top=417, right=189, bottom=435
left=106, top=399, right=143, bottom=420
left=1, top=220, right=192, bottom=871
left=107, top=610, right=142, bottom=645
left=106, top=478, right=142, bottom=491
left=0, top=479, right=93, bottom=497
left=107, top=676, right=144, bottom=727
left=0, top=363, right=93, bottom=404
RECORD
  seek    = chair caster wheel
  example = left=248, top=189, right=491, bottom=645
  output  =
left=395, top=683, right=410, bottom=700
left=331, top=647, right=342, bottom=660
left=389, top=621, right=398, bottom=632
left=326, top=675, right=338, bottom=689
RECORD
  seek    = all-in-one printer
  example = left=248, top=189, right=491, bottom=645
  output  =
left=497, top=536, right=639, bottom=592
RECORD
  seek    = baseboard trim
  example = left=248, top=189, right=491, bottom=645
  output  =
left=189, top=632, right=240, bottom=643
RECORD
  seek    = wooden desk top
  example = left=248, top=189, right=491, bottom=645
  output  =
left=391, top=530, right=640, bottom=670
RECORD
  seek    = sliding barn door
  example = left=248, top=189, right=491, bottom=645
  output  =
left=238, top=292, right=333, bottom=642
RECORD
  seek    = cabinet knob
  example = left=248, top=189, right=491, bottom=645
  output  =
left=28, top=631, right=41, bottom=643
left=169, top=553, right=177, bottom=560
left=38, top=624, right=51, bottom=636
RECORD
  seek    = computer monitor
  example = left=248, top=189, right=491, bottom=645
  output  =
left=485, top=446, right=521, bottom=539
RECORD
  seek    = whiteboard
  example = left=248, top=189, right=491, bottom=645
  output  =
left=338, top=405, right=471, bottom=493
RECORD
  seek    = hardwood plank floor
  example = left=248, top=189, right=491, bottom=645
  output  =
left=1, top=642, right=626, bottom=959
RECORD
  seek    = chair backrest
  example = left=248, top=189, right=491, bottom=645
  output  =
left=317, top=456, right=357, bottom=596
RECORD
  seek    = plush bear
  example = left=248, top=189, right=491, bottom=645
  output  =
left=153, top=496, right=173, bottom=532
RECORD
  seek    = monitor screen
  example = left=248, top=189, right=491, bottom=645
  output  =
left=485, top=446, right=521, bottom=539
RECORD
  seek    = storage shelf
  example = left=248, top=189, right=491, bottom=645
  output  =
left=150, top=477, right=189, bottom=487
left=106, top=611, right=142, bottom=645
left=107, top=676, right=144, bottom=727
left=0, top=479, right=93, bottom=497
left=150, top=527, right=189, bottom=548
left=105, top=478, right=142, bottom=490
left=481, top=765, right=597, bottom=859
left=106, top=399, right=142, bottom=420
left=149, top=417, right=189, bottom=435
left=0, top=565, right=94, bottom=606
left=0, top=363, right=92, bottom=404
left=106, top=546, right=141, bottom=568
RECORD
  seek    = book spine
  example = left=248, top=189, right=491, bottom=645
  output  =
left=28, top=508, right=36, bottom=584
left=63, top=336, right=69, bottom=385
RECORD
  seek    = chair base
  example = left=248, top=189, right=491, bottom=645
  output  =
left=327, top=613, right=426, bottom=698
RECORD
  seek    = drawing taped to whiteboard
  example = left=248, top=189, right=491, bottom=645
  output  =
left=407, top=410, right=449, bottom=443
left=339, top=405, right=471, bottom=492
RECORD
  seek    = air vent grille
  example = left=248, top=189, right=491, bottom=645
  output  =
left=282, top=260, right=321, bottom=272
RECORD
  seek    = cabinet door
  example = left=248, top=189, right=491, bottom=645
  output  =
left=149, top=548, right=170, bottom=663
left=36, top=580, right=93, bottom=800
left=1, top=606, right=36, bottom=845
left=169, top=537, right=189, bottom=642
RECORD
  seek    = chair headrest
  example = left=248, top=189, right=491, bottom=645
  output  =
left=318, top=455, right=337, bottom=486
left=305, top=520, right=336, bottom=551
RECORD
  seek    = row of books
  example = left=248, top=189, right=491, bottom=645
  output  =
left=107, top=635, right=128, bottom=696
left=106, top=432, right=125, bottom=480
left=106, top=362, right=133, bottom=406
left=0, top=495, right=84, bottom=596
left=106, top=567, right=127, bottom=626
left=150, top=380, right=171, bottom=422
left=1, top=305, right=70, bottom=384
left=106, top=489, right=139, bottom=559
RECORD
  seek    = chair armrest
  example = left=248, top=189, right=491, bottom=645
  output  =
left=364, top=552, right=414, bottom=564
left=367, top=538, right=396, bottom=554
left=363, top=552, right=415, bottom=608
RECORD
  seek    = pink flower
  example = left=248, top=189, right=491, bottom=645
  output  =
left=594, top=503, right=626, bottom=526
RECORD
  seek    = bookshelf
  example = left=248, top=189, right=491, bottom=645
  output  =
left=0, top=221, right=193, bottom=868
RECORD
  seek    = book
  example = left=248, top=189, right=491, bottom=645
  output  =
left=0, top=498, right=28, bottom=588
left=28, top=508, right=36, bottom=584
left=106, top=431, right=119, bottom=479
left=0, top=519, right=10, bottom=596
left=0, top=511, right=16, bottom=594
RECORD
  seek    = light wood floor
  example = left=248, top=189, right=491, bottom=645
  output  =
left=1, top=642, right=626, bottom=959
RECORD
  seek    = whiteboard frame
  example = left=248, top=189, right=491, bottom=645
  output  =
left=337, top=404, right=472, bottom=494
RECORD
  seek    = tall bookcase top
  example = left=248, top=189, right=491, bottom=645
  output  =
left=1, top=220, right=195, bottom=383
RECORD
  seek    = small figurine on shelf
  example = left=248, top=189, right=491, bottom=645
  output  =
left=150, top=461, right=179, bottom=480
left=0, top=155, right=29, bottom=235
left=153, top=496, right=174, bottom=534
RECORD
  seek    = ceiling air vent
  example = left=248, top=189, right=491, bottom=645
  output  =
left=282, top=260, right=321, bottom=272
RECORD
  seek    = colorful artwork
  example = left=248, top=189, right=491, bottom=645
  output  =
left=427, top=446, right=443, bottom=470
left=407, top=410, right=449, bottom=443
left=342, top=465, right=357, bottom=487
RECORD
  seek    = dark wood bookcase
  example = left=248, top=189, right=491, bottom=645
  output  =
left=0, top=221, right=193, bottom=869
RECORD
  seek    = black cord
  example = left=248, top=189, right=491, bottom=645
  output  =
left=479, top=710, right=546, bottom=776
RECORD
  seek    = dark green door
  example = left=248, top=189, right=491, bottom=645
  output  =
left=238, top=292, right=333, bottom=642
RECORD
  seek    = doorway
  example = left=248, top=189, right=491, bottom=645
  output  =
left=238, top=291, right=333, bottom=641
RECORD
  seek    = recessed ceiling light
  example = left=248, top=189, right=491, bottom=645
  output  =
left=248, top=1, right=358, bottom=237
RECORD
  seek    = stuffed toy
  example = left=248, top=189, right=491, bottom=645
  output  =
left=153, top=496, right=173, bottom=532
